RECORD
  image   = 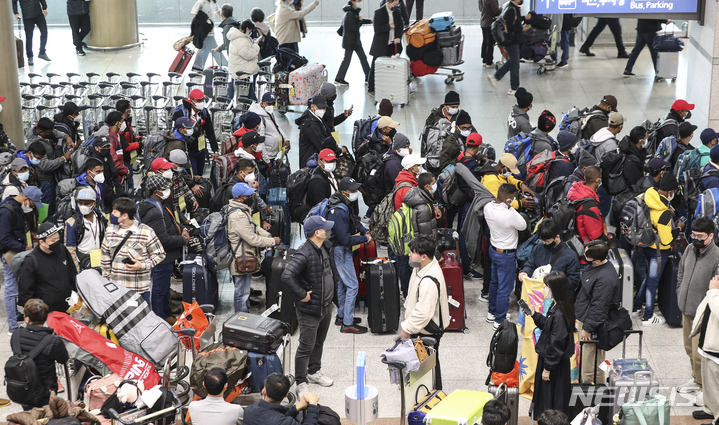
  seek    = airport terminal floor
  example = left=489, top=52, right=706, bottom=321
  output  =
left=0, top=23, right=700, bottom=421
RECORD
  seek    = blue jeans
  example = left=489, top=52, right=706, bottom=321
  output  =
left=624, top=32, right=658, bottom=73
left=334, top=246, right=359, bottom=326
left=3, top=257, right=19, bottom=330
left=495, top=43, right=520, bottom=91
left=124, top=162, right=134, bottom=189
left=634, top=248, right=670, bottom=320
left=560, top=30, right=570, bottom=63
left=233, top=274, right=252, bottom=313
left=40, top=179, right=57, bottom=217
left=457, top=202, right=473, bottom=274
left=188, top=149, right=207, bottom=177
left=139, top=291, right=151, bottom=305
left=151, top=262, right=174, bottom=318
left=388, top=245, right=412, bottom=298
left=488, top=247, right=516, bottom=323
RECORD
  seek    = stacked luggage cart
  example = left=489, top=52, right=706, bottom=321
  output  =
left=404, top=12, right=465, bottom=85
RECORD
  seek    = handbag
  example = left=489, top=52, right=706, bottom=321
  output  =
left=622, top=394, right=670, bottom=425
left=173, top=36, right=194, bottom=51
left=234, top=242, right=260, bottom=273
left=414, top=337, right=429, bottom=363
left=653, top=33, right=684, bottom=52
left=571, top=405, right=602, bottom=425
left=597, top=303, right=633, bottom=351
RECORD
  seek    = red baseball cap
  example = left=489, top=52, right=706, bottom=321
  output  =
left=671, top=99, right=695, bottom=112
left=0, top=97, right=5, bottom=102
left=466, top=133, right=483, bottom=146
left=189, top=89, right=205, bottom=100
left=319, top=149, right=336, bottom=161
left=152, top=158, right=174, bottom=172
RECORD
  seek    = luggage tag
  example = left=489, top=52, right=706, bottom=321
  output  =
left=26, top=231, right=32, bottom=246
left=331, top=131, right=340, bottom=145
left=252, top=212, right=261, bottom=226
left=198, top=135, right=207, bottom=151
left=90, top=249, right=102, bottom=268
left=179, top=195, right=187, bottom=212
left=598, top=360, right=612, bottom=375
left=130, top=150, right=138, bottom=164
left=447, top=296, right=460, bottom=308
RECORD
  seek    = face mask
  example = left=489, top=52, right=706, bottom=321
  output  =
left=667, top=192, right=675, bottom=201
left=446, top=107, right=458, bottom=115
left=160, top=189, right=171, bottom=200
left=507, top=197, right=516, bottom=206
left=317, top=229, right=332, bottom=239
left=194, top=102, right=205, bottom=110
left=408, top=258, right=421, bottom=268
left=73, top=115, right=82, bottom=123
left=693, top=239, right=707, bottom=249
left=686, top=111, right=692, bottom=119
left=398, top=148, right=410, bottom=157
left=322, top=162, right=336, bottom=173
left=388, top=128, right=397, bottom=139
left=162, top=170, right=173, bottom=180
left=315, top=108, right=326, bottom=118
left=570, top=145, right=579, bottom=154
left=244, top=172, right=256, bottom=183
left=92, top=171, right=106, bottom=184
left=79, top=205, right=94, bottom=215
left=22, top=205, right=34, bottom=213
left=265, top=105, right=274, bottom=114
left=347, top=191, right=360, bottom=202
left=184, top=129, right=194, bottom=137
left=110, top=213, right=120, bottom=226
left=119, top=122, right=127, bottom=132
left=460, top=129, right=471, bottom=138
left=429, top=183, right=437, bottom=194
left=417, top=166, right=425, bottom=174
left=48, top=239, right=62, bottom=252
left=243, top=197, right=254, bottom=206
left=502, top=172, right=512, bottom=178
left=543, top=240, right=557, bottom=250
left=17, top=172, right=29, bottom=181
left=391, top=5, right=400, bottom=11
left=30, top=157, right=40, bottom=165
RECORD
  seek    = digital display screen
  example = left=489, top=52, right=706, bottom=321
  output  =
left=535, top=0, right=698, bottom=14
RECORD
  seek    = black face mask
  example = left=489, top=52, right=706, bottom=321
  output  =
left=543, top=240, right=557, bottom=250
left=243, top=198, right=254, bottom=206
left=388, top=128, right=397, bottom=139
left=48, top=239, right=62, bottom=252
left=693, top=239, right=707, bottom=250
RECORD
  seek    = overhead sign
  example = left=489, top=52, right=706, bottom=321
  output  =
left=535, top=0, right=698, bottom=14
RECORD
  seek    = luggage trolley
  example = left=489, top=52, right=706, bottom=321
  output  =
left=497, top=25, right=559, bottom=75
left=434, top=35, right=465, bottom=85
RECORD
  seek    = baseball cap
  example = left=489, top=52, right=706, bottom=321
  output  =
left=61, top=101, right=87, bottom=115
left=701, top=128, right=719, bottom=145
left=466, top=133, right=483, bottom=146
left=261, top=92, right=276, bottom=104
left=174, top=117, right=194, bottom=130
left=152, top=157, right=174, bottom=172
left=671, top=99, right=695, bottom=112
left=232, top=182, right=256, bottom=198
left=711, top=145, right=719, bottom=164
left=241, top=131, right=264, bottom=147
left=10, top=158, right=28, bottom=171
left=23, top=186, right=43, bottom=209
left=401, top=154, right=427, bottom=170
left=0, top=96, right=6, bottom=102
left=75, top=187, right=97, bottom=202
left=312, top=95, right=328, bottom=109
left=319, top=149, right=336, bottom=162
left=93, top=135, right=111, bottom=147
left=338, top=177, right=362, bottom=192
left=189, top=89, right=205, bottom=100
left=146, top=174, right=172, bottom=193
left=646, top=158, right=671, bottom=171
left=378, top=116, right=399, bottom=129
left=601, top=95, right=618, bottom=112
left=168, top=149, right=190, bottom=169
left=304, top=216, right=335, bottom=235
left=679, top=122, right=698, bottom=139
left=499, top=153, right=521, bottom=175
left=36, top=223, right=60, bottom=240
left=608, top=113, right=625, bottom=126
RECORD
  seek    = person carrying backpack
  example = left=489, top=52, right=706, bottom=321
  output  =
left=487, top=0, right=526, bottom=94
left=632, top=172, right=684, bottom=326
left=8, top=299, right=68, bottom=409
left=439, top=111, right=475, bottom=171
left=64, top=187, right=107, bottom=271
left=306, top=149, right=339, bottom=208
left=530, top=110, right=557, bottom=157
left=383, top=133, right=410, bottom=192
left=507, top=88, right=533, bottom=139
left=1, top=158, right=29, bottom=201
left=700, top=146, right=719, bottom=192
left=393, top=154, right=425, bottom=210
left=669, top=122, right=698, bottom=169
left=589, top=113, right=624, bottom=162
left=643, top=158, right=670, bottom=189
left=581, top=95, right=618, bottom=140
left=423, top=91, right=464, bottom=129
left=547, top=131, right=578, bottom=182
left=170, top=91, right=219, bottom=177
left=562, top=150, right=598, bottom=198
left=566, top=165, right=606, bottom=245
left=617, top=126, right=648, bottom=186
left=481, top=153, right=536, bottom=211
left=696, top=128, right=718, bottom=168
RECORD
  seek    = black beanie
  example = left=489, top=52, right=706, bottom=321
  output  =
left=659, top=172, right=679, bottom=192
left=515, top=87, right=533, bottom=109
left=456, top=110, right=471, bottom=126
left=444, top=90, right=460, bottom=105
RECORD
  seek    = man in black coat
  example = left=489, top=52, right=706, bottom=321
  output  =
left=296, top=95, right=331, bottom=169
left=488, top=0, right=526, bottom=94
left=306, top=149, right=339, bottom=208
left=335, top=0, right=372, bottom=85
left=367, top=0, right=404, bottom=93
left=281, top=216, right=339, bottom=397
left=618, top=126, right=647, bottom=186
left=66, top=0, right=91, bottom=56
left=170, top=89, right=219, bottom=177
left=13, top=0, right=50, bottom=66
left=623, top=19, right=669, bottom=77
left=655, top=99, right=694, bottom=144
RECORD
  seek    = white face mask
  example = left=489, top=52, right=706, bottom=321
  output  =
left=314, top=108, right=326, bottom=118
left=119, top=122, right=127, bottom=132
left=667, top=192, right=675, bottom=201
left=460, top=129, right=471, bottom=138
left=79, top=205, right=94, bottom=215
left=323, top=162, right=336, bottom=173
left=162, top=170, right=173, bottom=180
left=446, top=107, right=458, bottom=115
left=348, top=191, right=360, bottom=202
left=185, top=128, right=194, bottom=137
left=92, top=171, right=105, bottom=184
left=160, top=189, right=171, bottom=200
left=429, top=183, right=437, bottom=194
left=17, top=172, right=29, bottom=182
left=22, top=205, right=33, bottom=213
left=264, top=105, right=274, bottom=114
left=502, top=172, right=512, bottom=178
left=398, top=148, right=410, bottom=157
left=73, top=114, right=82, bottom=123
left=244, top=172, right=256, bottom=183
left=194, top=102, right=205, bottom=110
left=417, top=165, right=425, bottom=174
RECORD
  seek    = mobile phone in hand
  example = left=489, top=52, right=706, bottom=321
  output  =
left=122, top=257, right=135, bottom=264
left=518, top=299, right=531, bottom=316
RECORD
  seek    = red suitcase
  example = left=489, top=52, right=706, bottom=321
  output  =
left=169, top=46, right=195, bottom=73
left=353, top=241, right=377, bottom=300
left=441, top=250, right=466, bottom=332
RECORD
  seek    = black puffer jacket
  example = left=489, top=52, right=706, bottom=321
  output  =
left=12, top=0, right=47, bottom=19
left=296, top=108, right=330, bottom=169
left=403, top=186, right=437, bottom=238
left=341, top=3, right=372, bottom=50
left=138, top=199, right=186, bottom=265
left=281, top=239, right=339, bottom=317
left=15, top=325, right=69, bottom=394
left=575, top=261, right=620, bottom=334
left=656, top=108, right=684, bottom=143
left=66, top=0, right=90, bottom=15
left=618, top=135, right=645, bottom=186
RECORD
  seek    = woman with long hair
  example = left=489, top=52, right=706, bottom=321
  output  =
left=530, top=270, right=577, bottom=418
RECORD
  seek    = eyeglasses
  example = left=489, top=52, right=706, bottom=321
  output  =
left=692, top=233, right=709, bottom=241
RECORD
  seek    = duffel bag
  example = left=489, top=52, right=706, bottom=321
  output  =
left=410, top=60, right=439, bottom=77
left=406, top=20, right=436, bottom=48
left=653, top=33, right=684, bottom=52
left=422, top=47, right=444, bottom=67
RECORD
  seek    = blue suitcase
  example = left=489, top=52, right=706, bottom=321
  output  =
left=429, top=12, right=454, bottom=32
left=247, top=351, right=283, bottom=392
left=267, top=187, right=287, bottom=209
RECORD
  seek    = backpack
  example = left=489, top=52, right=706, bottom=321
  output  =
left=695, top=188, right=719, bottom=219
left=272, top=46, right=309, bottom=73
left=405, top=20, right=436, bottom=48
left=420, top=118, right=453, bottom=172
left=353, top=150, right=385, bottom=206
left=547, top=197, right=595, bottom=239
left=305, top=198, right=348, bottom=222
left=685, top=168, right=719, bottom=213
left=258, top=31, right=279, bottom=59
left=600, top=150, right=628, bottom=196
left=9, top=250, right=37, bottom=280
left=675, top=149, right=709, bottom=184
left=4, top=330, right=54, bottom=406
left=619, top=195, right=657, bottom=248
left=541, top=176, right=568, bottom=216
left=525, top=150, right=567, bottom=193
left=559, top=107, right=603, bottom=138
left=286, top=166, right=319, bottom=222
left=199, top=205, right=241, bottom=272
left=351, top=116, right=380, bottom=155
left=142, top=132, right=168, bottom=174
left=490, top=4, right=512, bottom=47
left=641, top=117, right=678, bottom=157
left=368, top=181, right=413, bottom=245
left=577, top=138, right=596, bottom=158
left=504, top=133, right=533, bottom=173
left=438, top=164, right=466, bottom=207
left=486, top=320, right=518, bottom=374
left=70, top=142, right=95, bottom=178
left=388, top=203, right=419, bottom=256
left=653, top=136, right=677, bottom=162
left=53, top=179, right=80, bottom=225
left=611, top=185, right=643, bottom=228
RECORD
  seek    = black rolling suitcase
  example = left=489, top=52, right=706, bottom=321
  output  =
left=222, top=312, right=288, bottom=354
left=569, top=340, right=614, bottom=425
left=366, top=260, right=400, bottom=333
left=657, top=252, right=682, bottom=327
left=437, top=228, right=459, bottom=253
left=268, top=205, right=290, bottom=244
left=194, top=178, right=213, bottom=209
left=182, top=253, right=219, bottom=309
left=265, top=247, right=298, bottom=335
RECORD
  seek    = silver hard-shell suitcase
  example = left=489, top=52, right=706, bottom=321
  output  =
left=375, top=55, right=410, bottom=106
left=608, top=330, right=659, bottom=418
left=608, top=248, right=634, bottom=310
left=655, top=51, right=679, bottom=82
left=488, top=383, right=519, bottom=425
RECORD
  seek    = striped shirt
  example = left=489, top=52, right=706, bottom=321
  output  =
left=100, top=221, right=166, bottom=292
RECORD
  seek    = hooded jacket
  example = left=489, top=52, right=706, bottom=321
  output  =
left=530, top=129, right=557, bottom=157
left=218, top=16, right=241, bottom=52
left=227, top=27, right=261, bottom=78
left=64, top=207, right=107, bottom=271
left=618, top=136, right=645, bottom=186
left=306, top=167, right=337, bottom=208
left=655, top=109, right=684, bottom=143
left=227, top=199, right=275, bottom=275
left=296, top=108, right=330, bottom=169
left=575, top=260, right=620, bottom=334
left=532, top=303, right=574, bottom=370
left=281, top=239, right=339, bottom=317
left=581, top=105, right=609, bottom=140
left=248, top=102, right=287, bottom=161
left=18, top=245, right=78, bottom=313
left=677, top=242, right=719, bottom=318
left=108, top=130, right=129, bottom=177
left=404, top=186, right=437, bottom=238
left=274, top=0, right=318, bottom=45
left=383, top=149, right=404, bottom=192
left=589, top=127, right=620, bottom=162
left=341, top=3, right=372, bottom=50
left=690, top=289, right=719, bottom=362
left=521, top=241, right=581, bottom=293
left=393, top=170, right=418, bottom=210
left=567, top=181, right=604, bottom=243
left=25, top=129, right=66, bottom=182
left=326, top=193, right=368, bottom=249
left=507, top=105, right=532, bottom=139
left=0, top=198, right=27, bottom=254
left=643, top=187, right=679, bottom=250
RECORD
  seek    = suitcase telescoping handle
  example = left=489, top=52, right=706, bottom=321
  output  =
left=621, top=330, right=643, bottom=360
left=578, top=339, right=600, bottom=385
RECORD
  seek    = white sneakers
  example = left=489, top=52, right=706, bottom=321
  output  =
left=679, top=378, right=700, bottom=394
left=641, top=315, right=666, bottom=326
left=296, top=382, right=309, bottom=399
left=478, top=293, right=489, bottom=303
left=507, top=89, right=516, bottom=95
left=487, top=312, right=510, bottom=323
left=307, top=371, right=333, bottom=387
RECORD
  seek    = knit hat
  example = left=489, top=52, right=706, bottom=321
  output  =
left=659, top=172, right=679, bottom=192
left=576, top=149, right=599, bottom=168
left=711, top=145, right=719, bottom=163
left=319, top=82, right=337, bottom=98
left=444, top=91, right=460, bottom=106
left=37, top=223, right=61, bottom=240
left=515, top=87, right=533, bottom=109
left=679, top=122, right=698, bottom=139
left=146, top=174, right=172, bottom=194
left=378, top=99, right=393, bottom=116
left=456, top=110, right=472, bottom=126
left=557, top=130, right=577, bottom=152
left=537, top=110, right=556, bottom=132
left=240, top=111, right=261, bottom=129
left=392, top=133, right=410, bottom=150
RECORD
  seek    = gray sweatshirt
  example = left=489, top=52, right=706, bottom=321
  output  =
left=507, top=105, right=532, bottom=139
left=677, top=242, right=719, bottom=318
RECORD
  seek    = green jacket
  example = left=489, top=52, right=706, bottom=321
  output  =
left=698, top=144, right=712, bottom=168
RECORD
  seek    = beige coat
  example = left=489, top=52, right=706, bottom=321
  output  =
left=227, top=28, right=260, bottom=78
left=691, top=288, right=719, bottom=357
left=227, top=199, right=275, bottom=275
left=274, top=0, right=318, bottom=45
left=402, top=258, right=451, bottom=335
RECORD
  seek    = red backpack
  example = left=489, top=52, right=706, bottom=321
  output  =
left=525, top=150, right=569, bottom=193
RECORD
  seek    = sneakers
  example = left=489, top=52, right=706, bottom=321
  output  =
left=487, top=313, right=510, bottom=323
left=493, top=322, right=500, bottom=331
left=8, top=327, right=18, bottom=336
left=556, top=61, right=568, bottom=68
left=38, top=53, right=51, bottom=62
left=296, top=382, right=309, bottom=399
left=507, top=89, right=516, bottom=95
left=335, top=316, right=361, bottom=326
left=57, top=379, right=64, bottom=394
left=579, top=47, right=595, bottom=56
left=478, top=293, right=489, bottom=303
left=617, top=51, right=630, bottom=58
left=487, top=74, right=499, bottom=87
left=361, top=216, right=370, bottom=227
left=692, top=410, right=714, bottom=420
left=334, top=79, right=349, bottom=86
left=623, top=71, right=636, bottom=78
left=341, top=323, right=368, bottom=334
left=483, top=63, right=494, bottom=68
left=0, top=398, right=9, bottom=407
left=630, top=309, right=642, bottom=318
left=76, top=48, right=86, bottom=56
left=641, top=315, right=666, bottom=326
left=679, top=378, right=700, bottom=394
left=695, top=391, right=704, bottom=407
left=307, top=371, right=334, bottom=387
left=464, top=269, right=483, bottom=279
left=28, top=58, right=34, bottom=66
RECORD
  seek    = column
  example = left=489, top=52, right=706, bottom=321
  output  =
left=87, top=0, right=140, bottom=49
left=0, top=0, right=24, bottom=149
left=686, top=0, right=719, bottom=128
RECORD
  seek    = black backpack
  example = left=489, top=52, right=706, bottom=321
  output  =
left=259, top=31, right=279, bottom=59
left=5, top=330, right=54, bottom=406
left=601, top=150, right=628, bottom=196
left=486, top=320, right=518, bottom=374
left=287, top=166, right=320, bottom=222
left=353, top=150, right=385, bottom=207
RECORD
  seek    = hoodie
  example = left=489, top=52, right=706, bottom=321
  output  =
left=218, top=16, right=241, bottom=52
left=296, top=107, right=330, bottom=169
left=567, top=181, right=604, bottom=243
left=618, top=136, right=645, bottom=186
left=643, top=187, right=679, bottom=250
left=530, top=128, right=557, bottom=157
left=677, top=242, right=719, bottom=318
left=393, top=170, right=418, bottom=210
left=248, top=102, right=287, bottom=161
left=404, top=186, right=437, bottom=238
left=507, top=105, right=532, bottom=139
left=589, top=127, right=620, bottom=162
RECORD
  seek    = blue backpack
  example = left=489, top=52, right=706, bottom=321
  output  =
left=654, top=136, right=677, bottom=162
left=351, top=116, right=380, bottom=155
left=304, top=198, right=348, bottom=223
left=696, top=188, right=719, bottom=219
left=675, top=149, right=709, bottom=184
left=504, top=134, right=533, bottom=170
